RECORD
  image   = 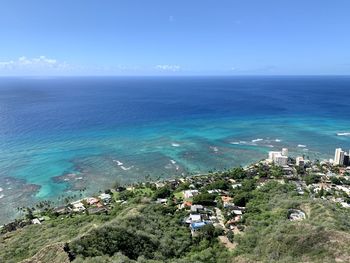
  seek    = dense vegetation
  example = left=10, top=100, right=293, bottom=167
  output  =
left=2, top=164, right=350, bottom=262
left=1, top=199, right=230, bottom=263
left=69, top=203, right=229, bottom=262
left=232, top=181, right=350, bottom=262
left=0, top=215, right=107, bottom=263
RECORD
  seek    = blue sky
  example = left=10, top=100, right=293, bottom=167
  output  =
left=0, top=0, right=349, bottom=75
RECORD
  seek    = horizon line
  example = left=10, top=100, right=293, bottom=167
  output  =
left=0, top=74, right=350, bottom=78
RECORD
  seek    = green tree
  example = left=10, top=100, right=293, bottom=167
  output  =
left=305, top=174, right=321, bottom=185
left=193, top=193, right=217, bottom=205
left=205, top=180, right=230, bottom=191
left=331, top=177, right=342, bottom=185
left=227, top=230, right=234, bottom=242
left=153, top=186, right=172, bottom=200
left=233, top=192, right=251, bottom=207
left=228, top=167, right=247, bottom=180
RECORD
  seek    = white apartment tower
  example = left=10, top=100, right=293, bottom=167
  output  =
left=268, top=151, right=281, bottom=161
left=334, top=148, right=345, bottom=166
left=275, top=155, right=288, bottom=166
left=268, top=148, right=289, bottom=166
left=296, top=156, right=304, bottom=166
left=282, top=148, right=288, bottom=157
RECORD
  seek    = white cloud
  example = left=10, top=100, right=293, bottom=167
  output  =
left=0, top=56, right=71, bottom=75
left=155, top=64, right=181, bottom=72
left=0, top=56, right=184, bottom=76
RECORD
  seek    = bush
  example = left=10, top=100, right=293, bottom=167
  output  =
left=197, top=224, right=216, bottom=240
left=69, top=225, right=158, bottom=260
left=233, top=192, right=251, bottom=207
left=305, top=174, right=321, bottom=185
left=192, top=193, right=217, bottom=206
left=153, top=186, right=172, bottom=200
left=227, top=230, right=234, bottom=242
left=205, top=180, right=230, bottom=191
left=331, top=177, right=342, bottom=185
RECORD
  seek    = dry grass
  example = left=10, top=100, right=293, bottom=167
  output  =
left=21, top=243, right=69, bottom=263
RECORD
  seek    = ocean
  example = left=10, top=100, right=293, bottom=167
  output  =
left=0, top=76, right=350, bottom=224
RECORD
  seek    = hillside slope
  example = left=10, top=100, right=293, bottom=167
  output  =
left=2, top=180, right=350, bottom=262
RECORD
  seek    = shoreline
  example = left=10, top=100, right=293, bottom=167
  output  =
left=3, top=145, right=350, bottom=261
left=0, top=150, right=320, bottom=229
left=0, top=143, right=342, bottom=226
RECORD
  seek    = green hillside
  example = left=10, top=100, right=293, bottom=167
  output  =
left=2, top=169, right=350, bottom=263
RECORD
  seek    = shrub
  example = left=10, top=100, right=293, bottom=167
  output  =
left=192, top=193, right=217, bottom=206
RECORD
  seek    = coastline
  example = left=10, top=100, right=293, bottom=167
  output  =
left=0, top=149, right=329, bottom=228
left=1, top=76, right=350, bottom=225
left=3, top=146, right=350, bottom=262
left=0, top=139, right=337, bottom=226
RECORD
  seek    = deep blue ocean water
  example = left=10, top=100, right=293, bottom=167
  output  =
left=0, top=76, right=350, bottom=223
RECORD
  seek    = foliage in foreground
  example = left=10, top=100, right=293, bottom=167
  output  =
left=69, top=204, right=230, bottom=262
left=233, top=181, right=350, bottom=262
left=2, top=172, right=350, bottom=262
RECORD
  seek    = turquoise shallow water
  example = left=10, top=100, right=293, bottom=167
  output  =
left=0, top=76, right=350, bottom=223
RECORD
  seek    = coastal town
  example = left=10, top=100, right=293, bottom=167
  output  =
left=2, top=146, right=350, bottom=253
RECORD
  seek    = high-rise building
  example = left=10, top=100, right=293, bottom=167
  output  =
left=275, top=155, right=288, bottom=166
left=334, top=148, right=345, bottom=166
left=344, top=154, right=349, bottom=167
left=268, top=149, right=288, bottom=166
left=282, top=148, right=289, bottom=157
left=268, top=151, right=281, bottom=161
left=296, top=156, right=304, bottom=166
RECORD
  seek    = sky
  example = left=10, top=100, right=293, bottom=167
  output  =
left=0, top=0, right=349, bottom=76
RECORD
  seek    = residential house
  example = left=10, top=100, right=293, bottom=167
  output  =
left=179, top=201, right=192, bottom=209
left=71, top=201, right=86, bottom=212
left=31, top=218, right=41, bottom=225
left=86, top=197, right=99, bottom=206
left=99, top=193, right=112, bottom=204
left=186, top=214, right=201, bottom=224
left=184, top=190, right=199, bottom=199
left=190, top=204, right=204, bottom=213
